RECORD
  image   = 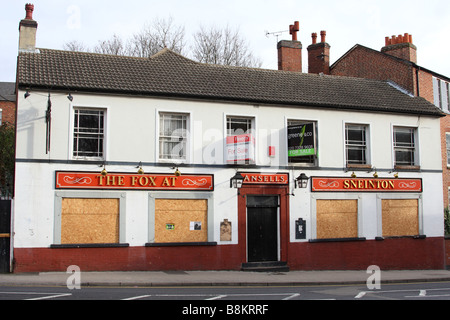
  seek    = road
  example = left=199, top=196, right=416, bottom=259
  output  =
left=1, top=281, right=450, bottom=300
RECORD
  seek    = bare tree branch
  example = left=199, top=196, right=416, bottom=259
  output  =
left=192, top=25, right=262, bottom=68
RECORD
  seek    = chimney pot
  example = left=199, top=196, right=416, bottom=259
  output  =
left=25, top=3, right=34, bottom=20
left=289, top=21, right=300, bottom=41
left=320, top=30, right=326, bottom=43
left=312, top=32, right=317, bottom=44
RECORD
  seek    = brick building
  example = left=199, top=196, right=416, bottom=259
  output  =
left=0, top=82, right=16, bottom=126
left=13, top=10, right=446, bottom=273
left=329, top=34, right=450, bottom=209
left=277, top=28, right=450, bottom=210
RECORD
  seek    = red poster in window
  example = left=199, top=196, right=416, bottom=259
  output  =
left=55, top=172, right=214, bottom=191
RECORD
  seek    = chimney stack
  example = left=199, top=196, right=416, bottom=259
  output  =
left=19, top=3, right=38, bottom=52
left=307, top=30, right=331, bottom=75
left=381, top=33, right=417, bottom=64
left=277, top=21, right=302, bottom=72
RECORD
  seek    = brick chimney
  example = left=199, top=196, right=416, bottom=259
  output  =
left=307, top=31, right=330, bottom=75
left=381, top=33, right=417, bottom=64
left=18, top=3, right=38, bottom=52
left=277, top=21, right=302, bottom=72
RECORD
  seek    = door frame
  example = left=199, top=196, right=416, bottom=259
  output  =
left=238, top=185, right=289, bottom=264
left=246, top=195, right=280, bottom=262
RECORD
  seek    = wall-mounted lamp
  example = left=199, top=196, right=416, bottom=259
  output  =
left=173, top=167, right=181, bottom=177
left=67, top=93, right=73, bottom=102
left=393, top=172, right=399, bottom=179
left=137, top=162, right=144, bottom=174
left=230, top=172, right=245, bottom=190
left=351, top=172, right=357, bottom=178
left=373, top=171, right=378, bottom=178
left=24, top=91, right=30, bottom=99
left=99, top=163, right=107, bottom=176
left=294, top=173, right=309, bottom=189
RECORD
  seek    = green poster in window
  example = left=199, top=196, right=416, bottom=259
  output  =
left=288, top=123, right=316, bottom=157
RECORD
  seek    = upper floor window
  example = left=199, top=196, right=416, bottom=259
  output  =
left=345, top=124, right=369, bottom=166
left=287, top=120, right=317, bottom=165
left=73, top=109, right=105, bottom=159
left=159, top=112, right=189, bottom=161
left=446, top=133, right=450, bottom=167
left=433, top=77, right=450, bottom=112
left=226, top=116, right=255, bottom=164
left=393, top=127, right=417, bottom=167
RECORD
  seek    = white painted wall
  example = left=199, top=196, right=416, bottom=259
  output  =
left=13, top=90, right=444, bottom=249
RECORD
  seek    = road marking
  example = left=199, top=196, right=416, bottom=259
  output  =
left=419, top=290, right=427, bottom=297
left=122, top=295, right=152, bottom=300
left=25, top=293, right=72, bottom=300
left=282, top=293, right=300, bottom=300
left=205, top=295, right=227, bottom=300
left=355, top=291, right=366, bottom=299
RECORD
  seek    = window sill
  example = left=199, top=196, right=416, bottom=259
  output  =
left=394, top=165, right=421, bottom=171
left=309, top=237, right=366, bottom=243
left=346, top=164, right=372, bottom=170
left=50, top=243, right=129, bottom=249
left=145, top=242, right=217, bottom=247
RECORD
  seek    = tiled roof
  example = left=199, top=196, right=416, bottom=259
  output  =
left=17, top=48, right=443, bottom=117
left=0, top=82, right=16, bottom=102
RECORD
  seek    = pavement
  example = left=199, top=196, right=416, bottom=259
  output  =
left=1, top=269, right=450, bottom=287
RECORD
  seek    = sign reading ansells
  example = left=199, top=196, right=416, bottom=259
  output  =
left=242, top=173, right=289, bottom=185
left=311, top=177, right=422, bottom=192
left=55, top=172, right=214, bottom=191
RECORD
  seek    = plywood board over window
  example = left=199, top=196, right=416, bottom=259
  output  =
left=316, top=200, right=358, bottom=239
left=61, top=198, right=119, bottom=244
left=382, top=199, right=419, bottom=237
left=155, top=199, right=208, bottom=243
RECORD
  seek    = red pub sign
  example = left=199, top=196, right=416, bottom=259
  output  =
left=55, top=171, right=214, bottom=191
left=311, top=177, right=422, bottom=193
left=242, top=173, right=289, bottom=185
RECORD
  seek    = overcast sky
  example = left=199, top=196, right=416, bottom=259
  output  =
left=2, top=0, right=450, bottom=82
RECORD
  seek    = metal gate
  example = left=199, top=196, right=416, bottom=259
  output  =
left=0, top=200, right=11, bottom=273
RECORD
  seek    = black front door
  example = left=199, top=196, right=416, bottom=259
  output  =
left=247, top=196, right=278, bottom=262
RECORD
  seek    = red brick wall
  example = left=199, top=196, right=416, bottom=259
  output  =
left=0, top=101, right=16, bottom=125
left=308, top=43, right=330, bottom=75
left=277, top=40, right=302, bottom=72
left=13, top=238, right=445, bottom=272
left=331, top=46, right=416, bottom=95
left=446, top=237, right=450, bottom=269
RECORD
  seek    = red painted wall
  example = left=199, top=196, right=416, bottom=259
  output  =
left=446, top=237, right=450, bottom=269
left=13, top=237, right=444, bottom=273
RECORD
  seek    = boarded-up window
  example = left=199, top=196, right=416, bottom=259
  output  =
left=61, top=198, right=119, bottom=244
left=316, top=200, right=358, bottom=239
left=155, top=199, right=207, bottom=243
left=382, top=199, right=419, bottom=237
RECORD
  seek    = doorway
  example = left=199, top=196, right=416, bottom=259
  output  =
left=247, top=195, right=279, bottom=262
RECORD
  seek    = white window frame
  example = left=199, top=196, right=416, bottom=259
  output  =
left=223, top=113, right=256, bottom=164
left=70, top=106, right=107, bottom=161
left=310, top=194, right=363, bottom=240
left=344, top=123, right=371, bottom=167
left=156, top=110, right=192, bottom=164
left=376, top=194, right=423, bottom=238
left=0, top=108, right=2, bottom=126
left=392, top=125, right=419, bottom=167
left=446, top=133, right=450, bottom=168
left=286, top=119, right=318, bottom=166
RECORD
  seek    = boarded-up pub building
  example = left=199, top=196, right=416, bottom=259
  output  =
left=12, top=5, right=446, bottom=272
